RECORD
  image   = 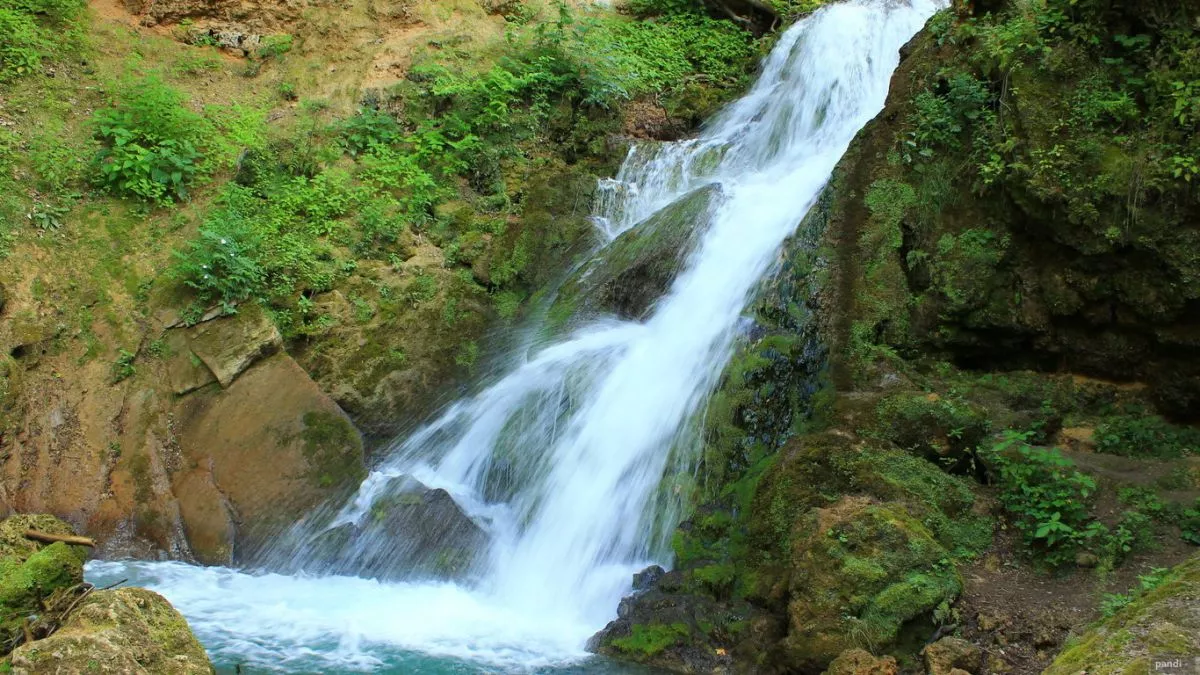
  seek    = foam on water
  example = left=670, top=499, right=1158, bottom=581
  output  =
left=87, top=2, right=945, bottom=671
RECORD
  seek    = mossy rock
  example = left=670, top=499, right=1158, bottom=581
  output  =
left=871, top=393, right=991, bottom=475
left=0, top=515, right=77, bottom=561
left=1044, top=553, right=1200, bottom=675
left=9, top=587, right=213, bottom=674
left=546, top=183, right=723, bottom=334
left=745, top=432, right=988, bottom=581
left=782, top=497, right=962, bottom=670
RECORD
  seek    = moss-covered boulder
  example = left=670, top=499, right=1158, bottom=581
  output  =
left=547, top=183, right=723, bottom=333
left=870, top=393, right=991, bottom=475
left=9, top=587, right=214, bottom=674
left=0, top=516, right=89, bottom=652
left=781, top=497, right=962, bottom=670
left=596, top=432, right=989, bottom=674
left=1043, top=553, right=1200, bottom=675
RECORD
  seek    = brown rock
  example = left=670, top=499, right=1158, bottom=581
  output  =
left=923, top=637, right=981, bottom=675
left=1057, top=427, right=1096, bottom=453
left=172, top=466, right=236, bottom=565
left=177, top=353, right=366, bottom=555
left=824, top=649, right=899, bottom=675
left=184, top=305, right=282, bottom=388
left=164, top=331, right=216, bottom=396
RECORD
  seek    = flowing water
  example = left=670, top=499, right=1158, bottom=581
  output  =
left=86, top=1, right=944, bottom=671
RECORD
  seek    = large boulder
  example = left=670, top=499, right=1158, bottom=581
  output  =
left=175, top=353, right=367, bottom=562
left=1043, top=553, right=1200, bottom=675
left=547, top=183, right=723, bottom=333
left=9, top=587, right=213, bottom=674
left=292, top=475, right=488, bottom=581
left=780, top=497, right=962, bottom=670
left=823, top=649, right=900, bottom=675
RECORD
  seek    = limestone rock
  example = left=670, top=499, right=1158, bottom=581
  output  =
left=923, top=637, right=981, bottom=675
left=824, top=649, right=899, bottom=675
left=171, top=468, right=236, bottom=566
left=183, top=306, right=282, bottom=388
left=176, top=353, right=366, bottom=557
left=10, top=587, right=213, bottom=674
left=163, top=331, right=215, bottom=396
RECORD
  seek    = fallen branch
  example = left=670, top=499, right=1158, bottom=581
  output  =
left=23, top=530, right=95, bottom=548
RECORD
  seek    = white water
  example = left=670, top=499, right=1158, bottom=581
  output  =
left=87, top=2, right=943, bottom=671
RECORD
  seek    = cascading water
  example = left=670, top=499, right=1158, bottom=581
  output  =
left=87, top=1, right=944, bottom=671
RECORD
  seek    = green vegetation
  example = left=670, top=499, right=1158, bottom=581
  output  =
left=610, top=622, right=690, bottom=656
left=1099, top=566, right=1169, bottom=617
left=0, top=0, right=85, bottom=81
left=1095, top=414, right=1199, bottom=459
left=986, top=432, right=1103, bottom=567
left=91, top=78, right=209, bottom=203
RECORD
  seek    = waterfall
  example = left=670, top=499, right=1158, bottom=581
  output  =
left=87, top=1, right=945, bottom=671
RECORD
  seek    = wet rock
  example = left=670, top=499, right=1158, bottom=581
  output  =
left=10, top=587, right=212, bottom=674
left=547, top=183, right=723, bottom=334
left=823, top=649, right=899, bottom=675
left=923, top=637, right=981, bottom=675
left=633, top=564, right=665, bottom=591
left=297, top=476, right=488, bottom=582
left=171, top=467, right=236, bottom=566
left=354, top=477, right=488, bottom=581
left=1043, top=552, right=1200, bottom=675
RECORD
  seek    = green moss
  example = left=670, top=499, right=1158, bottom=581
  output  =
left=1044, top=553, right=1200, bottom=675
left=300, top=411, right=367, bottom=489
left=0, top=542, right=86, bottom=644
left=871, top=392, right=991, bottom=473
left=610, top=622, right=690, bottom=657
left=782, top=500, right=962, bottom=666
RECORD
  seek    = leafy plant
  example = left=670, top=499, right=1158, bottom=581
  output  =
left=986, top=431, right=1100, bottom=567
left=111, top=349, right=137, bottom=383
left=1095, top=414, right=1200, bottom=459
left=91, top=78, right=209, bottom=203
left=1099, top=567, right=1170, bottom=617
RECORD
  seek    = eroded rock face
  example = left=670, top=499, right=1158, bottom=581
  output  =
left=1043, top=553, right=1200, bottom=675
left=175, top=353, right=366, bottom=561
left=9, top=587, right=213, bottom=674
left=547, top=183, right=723, bottom=334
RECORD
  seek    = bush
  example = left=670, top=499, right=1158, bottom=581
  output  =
left=91, top=78, right=210, bottom=203
left=986, top=431, right=1102, bottom=567
left=1095, top=414, right=1200, bottom=459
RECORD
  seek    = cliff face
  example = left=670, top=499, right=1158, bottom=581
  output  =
left=820, top=0, right=1200, bottom=417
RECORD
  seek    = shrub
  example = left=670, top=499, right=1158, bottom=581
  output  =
left=1095, top=414, right=1200, bottom=459
left=91, top=78, right=210, bottom=203
left=0, top=9, right=45, bottom=79
left=986, top=431, right=1102, bottom=567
